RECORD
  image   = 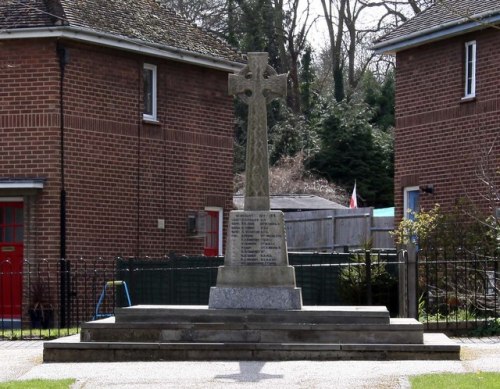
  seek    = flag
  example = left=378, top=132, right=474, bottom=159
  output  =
left=349, top=182, right=358, bottom=209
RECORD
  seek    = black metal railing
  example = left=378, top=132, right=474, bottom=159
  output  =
left=417, top=249, right=499, bottom=335
left=0, top=251, right=400, bottom=339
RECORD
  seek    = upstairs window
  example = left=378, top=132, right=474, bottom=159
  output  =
left=464, top=41, right=476, bottom=98
left=143, top=63, right=157, bottom=121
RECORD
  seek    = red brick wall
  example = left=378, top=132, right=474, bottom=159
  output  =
left=394, top=28, right=500, bottom=222
left=63, top=42, right=234, bottom=259
left=0, top=38, right=235, bottom=262
left=0, top=39, right=61, bottom=262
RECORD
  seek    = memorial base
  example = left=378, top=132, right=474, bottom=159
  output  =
left=208, top=286, right=302, bottom=310
left=214, top=265, right=297, bottom=287
left=43, top=305, right=461, bottom=362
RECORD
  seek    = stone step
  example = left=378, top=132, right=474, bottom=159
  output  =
left=80, top=317, right=423, bottom=344
left=43, top=333, right=460, bottom=362
left=114, top=305, right=391, bottom=325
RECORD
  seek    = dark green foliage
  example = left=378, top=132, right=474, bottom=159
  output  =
left=339, top=252, right=398, bottom=315
left=238, top=0, right=266, bottom=52
left=307, top=100, right=393, bottom=207
left=469, top=319, right=500, bottom=336
left=232, top=0, right=282, bottom=70
left=227, top=0, right=238, bottom=47
left=378, top=72, right=395, bottom=130
left=362, top=70, right=395, bottom=131
left=300, top=46, right=316, bottom=120
left=268, top=104, right=319, bottom=164
left=333, top=66, right=345, bottom=102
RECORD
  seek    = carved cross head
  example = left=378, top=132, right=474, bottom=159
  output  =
left=228, top=52, right=287, bottom=105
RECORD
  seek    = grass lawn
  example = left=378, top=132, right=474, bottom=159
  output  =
left=0, top=328, right=79, bottom=340
left=410, top=372, right=500, bottom=388
left=0, top=379, right=75, bottom=389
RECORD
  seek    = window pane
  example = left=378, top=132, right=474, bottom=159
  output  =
left=465, top=42, right=475, bottom=96
left=15, top=227, right=24, bottom=243
left=467, top=48, right=473, bottom=93
left=143, top=68, right=153, bottom=115
left=5, top=227, right=13, bottom=242
left=15, top=207, right=23, bottom=225
left=5, top=208, right=12, bottom=225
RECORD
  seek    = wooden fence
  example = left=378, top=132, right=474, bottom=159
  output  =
left=284, top=208, right=394, bottom=251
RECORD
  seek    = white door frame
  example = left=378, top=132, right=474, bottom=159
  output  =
left=205, top=206, right=223, bottom=256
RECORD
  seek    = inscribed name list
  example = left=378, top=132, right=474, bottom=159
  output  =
left=228, top=212, right=286, bottom=266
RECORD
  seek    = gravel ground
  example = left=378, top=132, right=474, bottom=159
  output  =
left=0, top=337, right=499, bottom=388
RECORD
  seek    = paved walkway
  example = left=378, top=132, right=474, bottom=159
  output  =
left=0, top=338, right=499, bottom=388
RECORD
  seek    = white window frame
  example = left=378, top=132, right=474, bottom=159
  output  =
left=205, top=206, right=223, bottom=256
left=403, top=186, right=420, bottom=220
left=143, top=63, right=157, bottom=121
left=464, top=41, right=476, bottom=99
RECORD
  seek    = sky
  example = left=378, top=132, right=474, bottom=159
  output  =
left=300, top=1, right=398, bottom=51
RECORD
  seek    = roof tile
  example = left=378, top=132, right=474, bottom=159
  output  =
left=1, top=0, right=243, bottom=64
left=0, top=0, right=54, bottom=29
left=376, top=0, right=500, bottom=45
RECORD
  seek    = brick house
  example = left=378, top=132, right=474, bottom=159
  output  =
left=373, top=1, right=500, bottom=224
left=0, top=0, right=243, bottom=322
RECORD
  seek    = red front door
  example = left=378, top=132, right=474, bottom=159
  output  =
left=0, top=202, right=24, bottom=318
left=204, top=210, right=219, bottom=257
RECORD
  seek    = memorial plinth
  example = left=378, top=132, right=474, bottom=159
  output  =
left=208, top=211, right=302, bottom=309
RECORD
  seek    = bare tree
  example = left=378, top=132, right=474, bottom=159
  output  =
left=283, top=0, right=317, bottom=112
left=359, top=1, right=434, bottom=27
left=320, top=0, right=347, bottom=101
left=317, top=0, right=436, bottom=99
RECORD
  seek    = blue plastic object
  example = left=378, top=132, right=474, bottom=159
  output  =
left=94, top=280, right=132, bottom=320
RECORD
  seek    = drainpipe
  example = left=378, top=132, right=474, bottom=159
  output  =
left=57, top=41, right=69, bottom=327
left=137, top=63, right=141, bottom=258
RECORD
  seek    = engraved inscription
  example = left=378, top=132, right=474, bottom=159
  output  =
left=227, top=212, right=286, bottom=266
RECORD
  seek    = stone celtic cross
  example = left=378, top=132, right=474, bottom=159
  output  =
left=228, top=52, right=287, bottom=211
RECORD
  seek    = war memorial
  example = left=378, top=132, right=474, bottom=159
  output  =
left=44, top=53, right=459, bottom=362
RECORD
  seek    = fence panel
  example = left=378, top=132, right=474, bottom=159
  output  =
left=285, top=213, right=334, bottom=251
left=372, top=217, right=395, bottom=248
left=284, top=209, right=394, bottom=251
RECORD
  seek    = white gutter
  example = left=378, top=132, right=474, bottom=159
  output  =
left=373, top=12, right=500, bottom=54
left=0, top=26, right=245, bottom=72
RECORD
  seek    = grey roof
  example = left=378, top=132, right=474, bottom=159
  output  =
left=233, top=195, right=347, bottom=211
left=0, top=0, right=54, bottom=28
left=0, top=0, right=243, bottom=65
left=374, top=0, right=500, bottom=53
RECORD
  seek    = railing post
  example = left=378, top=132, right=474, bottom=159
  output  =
left=365, top=250, right=372, bottom=305
left=398, top=249, right=408, bottom=317
left=407, top=244, right=418, bottom=319
left=398, top=245, right=418, bottom=319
